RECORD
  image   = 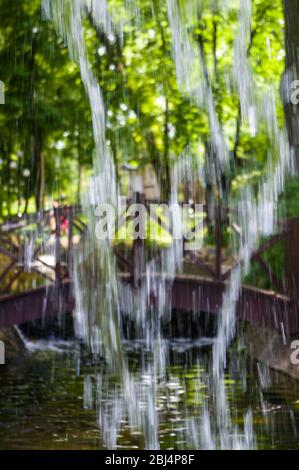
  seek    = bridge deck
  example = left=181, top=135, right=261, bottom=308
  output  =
left=0, top=203, right=298, bottom=337
left=0, top=274, right=296, bottom=337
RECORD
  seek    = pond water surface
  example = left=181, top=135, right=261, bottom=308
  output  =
left=0, top=337, right=298, bottom=450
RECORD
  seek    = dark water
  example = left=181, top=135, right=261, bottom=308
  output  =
left=0, top=337, right=299, bottom=450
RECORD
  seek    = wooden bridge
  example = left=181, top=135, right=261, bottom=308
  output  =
left=0, top=199, right=298, bottom=337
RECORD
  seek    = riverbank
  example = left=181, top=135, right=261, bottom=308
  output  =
left=245, top=323, right=299, bottom=380
left=0, top=327, right=27, bottom=364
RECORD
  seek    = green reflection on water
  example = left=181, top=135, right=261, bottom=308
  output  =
left=0, top=343, right=298, bottom=450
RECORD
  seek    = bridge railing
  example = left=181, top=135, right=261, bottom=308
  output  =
left=0, top=198, right=295, bottom=299
left=0, top=205, right=85, bottom=294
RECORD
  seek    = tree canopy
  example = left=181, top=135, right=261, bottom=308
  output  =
left=0, top=0, right=297, bottom=217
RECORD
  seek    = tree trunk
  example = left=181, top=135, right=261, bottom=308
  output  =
left=282, top=1, right=299, bottom=300
left=162, top=98, right=171, bottom=200
left=38, top=147, right=45, bottom=212
left=76, top=131, right=82, bottom=204
left=77, top=162, right=82, bottom=205
left=33, top=132, right=44, bottom=213
left=281, top=0, right=299, bottom=169
left=285, top=218, right=299, bottom=300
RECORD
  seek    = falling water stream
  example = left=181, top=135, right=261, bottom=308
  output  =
left=34, top=0, right=297, bottom=449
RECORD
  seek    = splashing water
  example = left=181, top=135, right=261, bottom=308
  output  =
left=167, top=0, right=294, bottom=449
left=43, top=0, right=295, bottom=449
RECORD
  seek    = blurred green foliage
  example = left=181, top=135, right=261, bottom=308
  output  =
left=0, top=0, right=292, bottom=221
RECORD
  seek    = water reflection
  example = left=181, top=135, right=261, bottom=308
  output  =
left=0, top=337, right=298, bottom=450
